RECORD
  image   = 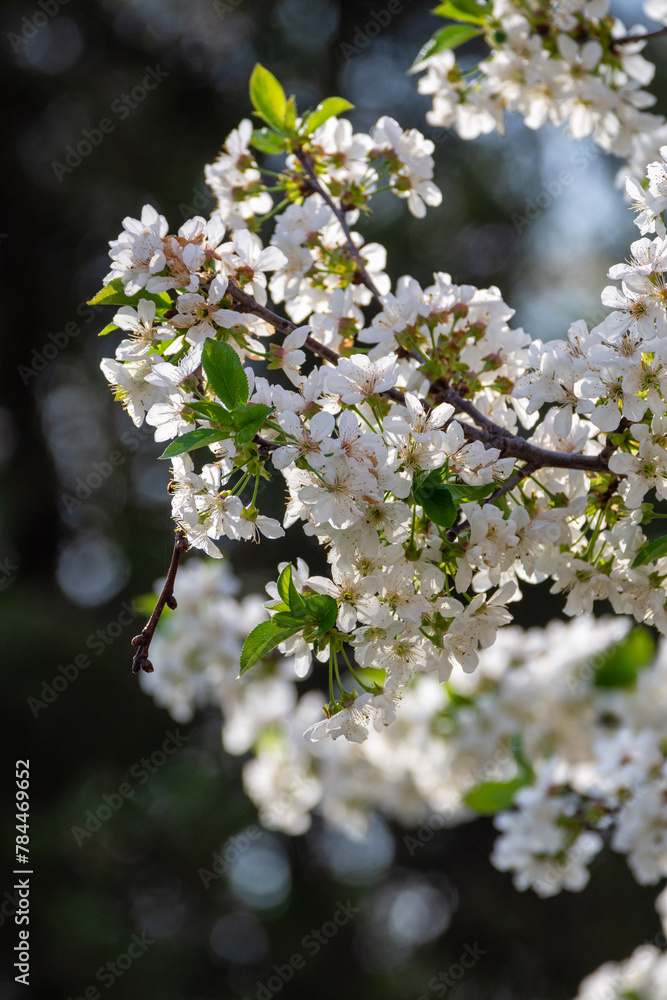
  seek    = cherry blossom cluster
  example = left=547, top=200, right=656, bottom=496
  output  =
left=141, top=559, right=667, bottom=911
left=413, top=0, right=667, bottom=181
left=574, top=918, right=667, bottom=1000
left=96, top=62, right=667, bottom=748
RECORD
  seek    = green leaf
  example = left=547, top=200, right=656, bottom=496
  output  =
left=632, top=533, right=667, bottom=567
left=288, top=576, right=309, bottom=616
left=186, top=401, right=232, bottom=425
left=284, top=95, right=298, bottom=132
left=249, top=64, right=287, bottom=133
left=250, top=128, right=287, bottom=154
left=305, top=97, right=354, bottom=134
left=158, top=428, right=228, bottom=460
left=592, top=627, right=654, bottom=689
left=304, top=593, right=339, bottom=634
left=432, top=0, right=491, bottom=25
left=98, top=322, right=119, bottom=337
left=508, top=732, right=534, bottom=780
left=463, top=776, right=529, bottom=815
left=240, top=619, right=304, bottom=674
left=413, top=23, right=480, bottom=64
left=275, top=564, right=310, bottom=618
left=273, top=611, right=308, bottom=629
left=88, top=278, right=172, bottom=310
left=413, top=482, right=458, bottom=529
left=443, top=482, right=496, bottom=504
left=277, top=564, right=292, bottom=605
left=202, top=339, right=249, bottom=410
left=232, top=403, right=273, bottom=447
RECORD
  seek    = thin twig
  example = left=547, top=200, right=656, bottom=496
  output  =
left=255, top=433, right=279, bottom=453
left=293, top=148, right=383, bottom=301
left=131, top=529, right=189, bottom=674
left=224, top=282, right=609, bottom=473
left=433, top=384, right=609, bottom=473
left=436, top=384, right=513, bottom=439
left=613, top=25, right=667, bottom=47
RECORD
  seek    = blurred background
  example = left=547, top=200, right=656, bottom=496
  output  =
left=3, top=0, right=667, bottom=996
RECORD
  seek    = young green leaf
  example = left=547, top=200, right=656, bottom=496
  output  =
left=158, top=428, right=228, bottom=460
left=592, top=627, right=654, bottom=688
left=88, top=278, right=172, bottom=310
left=202, top=339, right=249, bottom=410
left=232, top=403, right=273, bottom=447
left=275, top=564, right=310, bottom=617
left=305, top=97, right=354, bottom=134
left=432, top=0, right=491, bottom=25
left=284, top=95, right=298, bottom=132
left=288, top=575, right=309, bottom=616
left=187, top=400, right=232, bottom=425
left=304, top=593, right=339, bottom=634
left=632, top=533, right=667, bottom=567
left=276, top=564, right=293, bottom=605
left=508, top=732, right=534, bottom=780
left=443, top=482, right=496, bottom=504
left=413, top=23, right=480, bottom=64
left=97, top=322, right=119, bottom=337
left=251, top=128, right=287, bottom=154
left=249, top=64, right=287, bottom=132
left=463, top=775, right=530, bottom=815
left=240, top=619, right=304, bottom=674
left=413, top=481, right=458, bottom=529
left=273, top=611, right=309, bottom=629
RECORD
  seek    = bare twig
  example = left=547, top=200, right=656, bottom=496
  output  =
left=224, top=282, right=610, bottom=474
left=131, top=530, right=189, bottom=674
left=434, top=385, right=609, bottom=473
left=293, top=148, right=384, bottom=301
left=613, top=25, right=667, bottom=47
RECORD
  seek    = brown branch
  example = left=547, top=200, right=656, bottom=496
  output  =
left=255, top=433, right=279, bottom=453
left=433, top=384, right=609, bottom=473
left=612, top=25, right=667, bottom=47
left=131, top=529, right=189, bottom=674
left=293, top=148, right=383, bottom=301
left=224, top=282, right=610, bottom=474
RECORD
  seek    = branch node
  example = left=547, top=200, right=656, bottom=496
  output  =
left=130, top=529, right=188, bottom=675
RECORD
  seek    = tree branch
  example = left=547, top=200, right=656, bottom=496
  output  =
left=433, top=385, right=609, bottom=473
left=293, top=148, right=383, bottom=301
left=224, top=282, right=610, bottom=474
left=130, top=529, right=189, bottom=674
left=612, top=25, right=667, bottom=47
